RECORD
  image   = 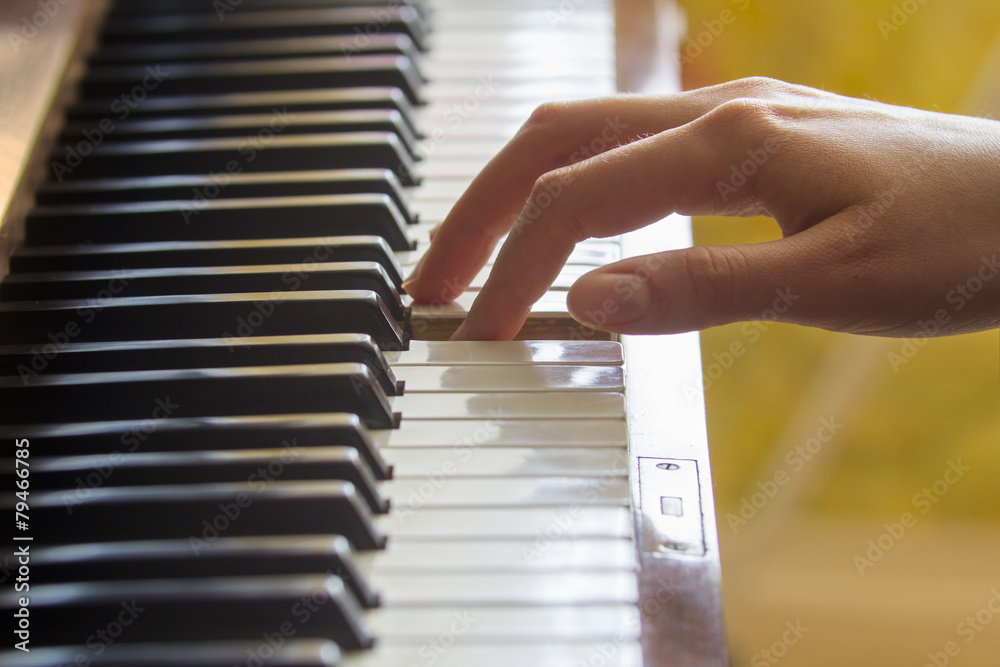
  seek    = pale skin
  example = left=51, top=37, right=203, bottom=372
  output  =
left=403, top=77, right=1000, bottom=340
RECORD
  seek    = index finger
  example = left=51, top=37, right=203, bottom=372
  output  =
left=402, top=94, right=712, bottom=304
left=449, top=104, right=774, bottom=340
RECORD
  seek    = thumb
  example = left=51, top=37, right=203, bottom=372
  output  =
left=566, top=232, right=830, bottom=335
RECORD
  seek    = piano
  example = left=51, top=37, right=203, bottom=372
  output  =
left=0, top=1, right=728, bottom=665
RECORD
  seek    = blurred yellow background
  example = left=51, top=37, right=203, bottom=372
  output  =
left=674, top=0, right=1000, bottom=664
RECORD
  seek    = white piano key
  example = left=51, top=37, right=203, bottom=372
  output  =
left=355, top=538, right=637, bottom=573
left=382, top=477, right=629, bottom=509
left=470, top=262, right=597, bottom=289
left=376, top=418, right=627, bottom=448
left=388, top=340, right=623, bottom=365
left=392, top=365, right=624, bottom=392
left=394, top=242, right=620, bottom=272
left=423, top=81, right=616, bottom=101
left=414, top=102, right=549, bottom=125
left=381, top=447, right=628, bottom=480
left=417, top=139, right=512, bottom=158
left=364, top=605, right=638, bottom=642
left=417, top=158, right=500, bottom=179
left=406, top=289, right=569, bottom=315
left=424, top=61, right=616, bottom=81
left=368, top=571, right=638, bottom=606
left=375, top=506, right=632, bottom=540
left=388, top=391, right=624, bottom=419
left=343, top=643, right=643, bottom=667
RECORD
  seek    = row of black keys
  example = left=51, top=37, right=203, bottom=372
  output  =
left=2, top=0, right=439, bottom=663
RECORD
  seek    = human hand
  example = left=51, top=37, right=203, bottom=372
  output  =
left=403, top=77, right=1000, bottom=340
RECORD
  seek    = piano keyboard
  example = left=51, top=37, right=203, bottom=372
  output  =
left=0, top=0, right=727, bottom=665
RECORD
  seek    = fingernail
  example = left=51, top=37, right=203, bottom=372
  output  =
left=428, top=223, right=443, bottom=242
left=402, top=252, right=429, bottom=293
left=568, top=273, right=651, bottom=327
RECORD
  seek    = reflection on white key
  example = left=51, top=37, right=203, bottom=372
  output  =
left=376, top=506, right=632, bottom=540
left=392, top=365, right=623, bottom=392
left=378, top=419, right=627, bottom=448
left=389, top=340, right=622, bottom=366
left=343, top=643, right=644, bottom=667
left=364, top=605, right=639, bottom=642
left=388, top=391, right=625, bottom=419
left=381, top=477, right=629, bottom=508
left=369, top=572, right=639, bottom=606
left=355, top=539, right=637, bottom=573
left=381, top=447, right=628, bottom=479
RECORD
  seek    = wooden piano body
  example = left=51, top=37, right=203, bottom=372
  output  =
left=0, top=1, right=728, bottom=665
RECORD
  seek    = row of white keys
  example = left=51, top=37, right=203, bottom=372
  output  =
left=403, top=0, right=623, bottom=339
left=342, top=3, right=644, bottom=664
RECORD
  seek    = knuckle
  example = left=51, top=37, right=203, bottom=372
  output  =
left=521, top=101, right=571, bottom=134
left=708, top=97, right=782, bottom=133
left=732, top=76, right=790, bottom=96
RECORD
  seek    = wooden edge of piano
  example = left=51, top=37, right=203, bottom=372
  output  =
left=0, top=1, right=730, bottom=665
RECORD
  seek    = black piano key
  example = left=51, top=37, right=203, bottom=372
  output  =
left=66, top=87, right=415, bottom=128
left=100, top=6, right=428, bottom=51
left=34, top=169, right=414, bottom=221
left=26, top=194, right=414, bottom=251
left=0, top=414, right=390, bottom=479
left=0, top=363, right=396, bottom=429
left=7, top=481, right=385, bottom=549
left=89, top=33, right=420, bottom=66
left=0, top=640, right=343, bottom=667
left=29, top=536, right=379, bottom=608
left=0, top=334, right=399, bottom=395
left=32, top=536, right=378, bottom=609
left=10, top=447, right=387, bottom=514
left=0, top=575, right=373, bottom=649
left=0, top=290, right=405, bottom=350
left=48, top=133, right=418, bottom=186
left=9, top=236, right=405, bottom=288
left=0, top=262, right=405, bottom=320
left=106, top=0, right=426, bottom=16
left=81, top=55, right=422, bottom=106
left=59, top=110, right=419, bottom=158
